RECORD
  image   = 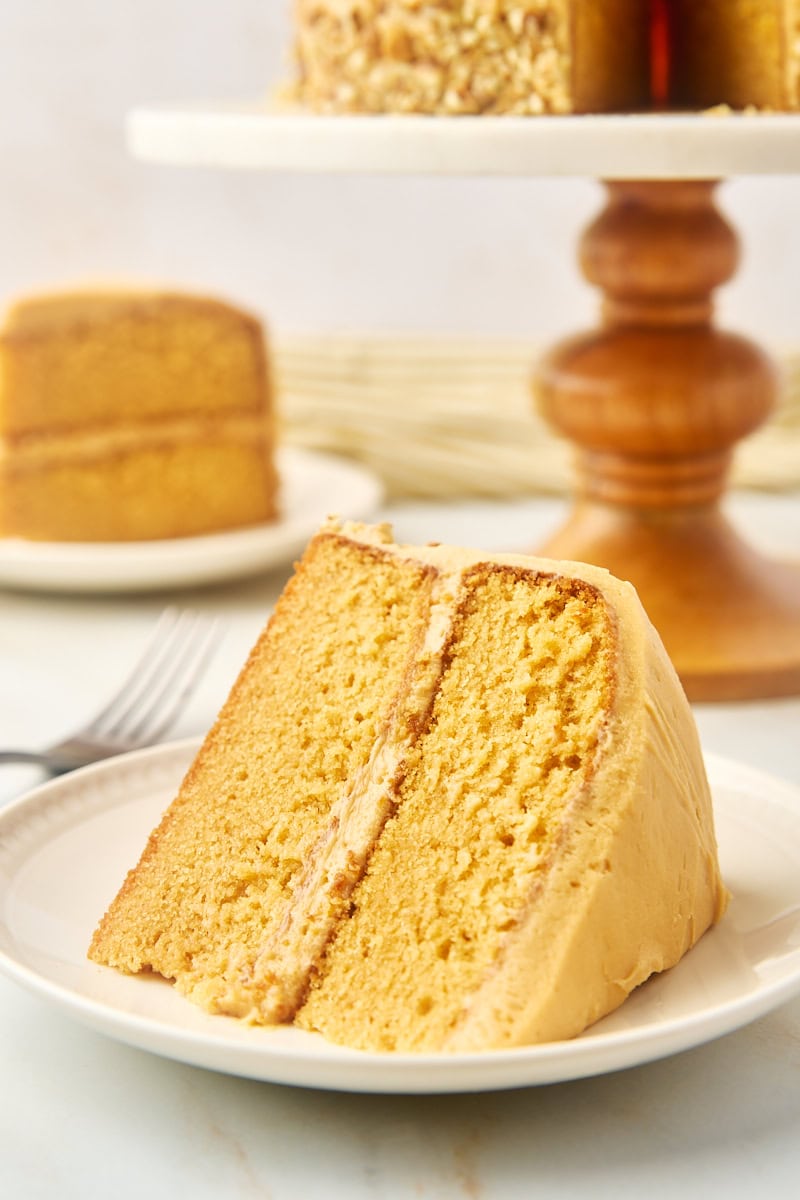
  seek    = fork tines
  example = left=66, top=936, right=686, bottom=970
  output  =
left=83, top=608, right=221, bottom=748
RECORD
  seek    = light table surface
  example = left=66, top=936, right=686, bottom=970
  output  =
left=1, top=494, right=798, bottom=1199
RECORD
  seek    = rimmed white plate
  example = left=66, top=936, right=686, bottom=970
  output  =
left=0, top=447, right=383, bottom=594
left=1, top=741, right=799, bottom=1094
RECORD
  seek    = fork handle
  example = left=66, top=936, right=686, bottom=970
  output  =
left=0, top=750, right=52, bottom=768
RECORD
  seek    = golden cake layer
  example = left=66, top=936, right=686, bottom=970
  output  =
left=0, top=290, right=278, bottom=541
left=90, top=521, right=727, bottom=1052
left=290, top=0, right=651, bottom=115
left=668, top=0, right=800, bottom=110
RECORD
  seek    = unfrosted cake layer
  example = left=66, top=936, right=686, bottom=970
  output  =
left=0, top=289, right=278, bottom=541
left=291, top=0, right=650, bottom=115
left=90, top=522, right=728, bottom=1052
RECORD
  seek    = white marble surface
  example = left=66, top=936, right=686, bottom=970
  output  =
left=1, top=494, right=799, bottom=1198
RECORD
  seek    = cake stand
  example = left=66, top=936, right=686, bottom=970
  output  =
left=129, top=107, right=800, bottom=701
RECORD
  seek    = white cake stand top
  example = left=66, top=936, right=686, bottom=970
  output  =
left=127, top=105, right=800, bottom=178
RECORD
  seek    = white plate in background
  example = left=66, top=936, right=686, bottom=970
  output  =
left=0, top=448, right=383, bottom=594
left=1, top=741, right=799, bottom=1094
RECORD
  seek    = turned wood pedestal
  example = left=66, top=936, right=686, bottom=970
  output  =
left=535, top=181, right=800, bottom=700
left=127, top=109, right=800, bottom=700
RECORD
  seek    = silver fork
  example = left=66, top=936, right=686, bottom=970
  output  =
left=0, top=608, right=221, bottom=775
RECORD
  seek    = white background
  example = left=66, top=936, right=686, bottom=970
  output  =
left=0, top=0, right=798, bottom=346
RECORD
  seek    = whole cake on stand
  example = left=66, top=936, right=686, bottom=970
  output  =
left=127, top=2, right=800, bottom=699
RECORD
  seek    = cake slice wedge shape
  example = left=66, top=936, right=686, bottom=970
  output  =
left=90, top=521, right=728, bottom=1051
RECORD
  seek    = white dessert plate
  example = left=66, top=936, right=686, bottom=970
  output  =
left=1, top=740, right=799, bottom=1095
left=0, top=447, right=383, bottom=594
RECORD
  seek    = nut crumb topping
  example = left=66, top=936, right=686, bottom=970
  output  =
left=290, top=0, right=573, bottom=115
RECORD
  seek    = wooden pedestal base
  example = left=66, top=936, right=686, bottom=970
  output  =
left=535, top=180, right=800, bottom=701
left=541, top=502, right=800, bottom=701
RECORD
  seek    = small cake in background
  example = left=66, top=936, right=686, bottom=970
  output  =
left=668, top=0, right=800, bottom=110
left=0, top=290, right=278, bottom=542
left=291, top=0, right=651, bottom=116
left=90, top=520, right=727, bottom=1053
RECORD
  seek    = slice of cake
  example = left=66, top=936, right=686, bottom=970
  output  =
left=0, top=290, right=278, bottom=541
left=90, top=520, right=727, bottom=1052
left=290, top=1, right=651, bottom=115
left=668, top=1, right=800, bottom=110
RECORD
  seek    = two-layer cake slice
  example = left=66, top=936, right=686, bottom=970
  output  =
left=90, top=522, right=727, bottom=1052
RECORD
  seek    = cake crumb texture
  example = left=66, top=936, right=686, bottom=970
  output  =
left=297, top=564, right=614, bottom=1050
left=89, top=533, right=436, bottom=1017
